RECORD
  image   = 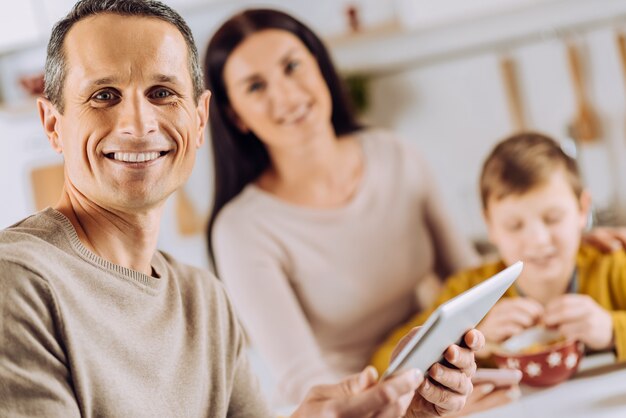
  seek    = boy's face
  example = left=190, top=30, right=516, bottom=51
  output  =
left=485, top=168, right=590, bottom=285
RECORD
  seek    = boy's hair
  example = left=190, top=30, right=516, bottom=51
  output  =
left=480, top=132, right=583, bottom=211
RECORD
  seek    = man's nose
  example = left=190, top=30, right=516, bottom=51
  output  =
left=117, top=94, right=158, bottom=138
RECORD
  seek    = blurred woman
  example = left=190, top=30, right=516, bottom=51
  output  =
left=204, top=9, right=479, bottom=406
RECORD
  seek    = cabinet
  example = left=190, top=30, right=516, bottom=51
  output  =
left=329, top=0, right=626, bottom=75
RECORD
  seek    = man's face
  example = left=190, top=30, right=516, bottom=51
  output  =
left=39, top=14, right=209, bottom=212
left=485, top=168, right=590, bottom=286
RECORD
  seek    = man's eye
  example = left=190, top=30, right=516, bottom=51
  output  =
left=93, top=90, right=117, bottom=101
left=151, top=88, right=173, bottom=99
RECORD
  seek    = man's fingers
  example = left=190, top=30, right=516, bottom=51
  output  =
left=444, top=345, right=477, bottom=377
left=470, top=383, right=496, bottom=402
left=337, top=369, right=423, bottom=416
left=463, top=329, right=485, bottom=351
left=464, top=386, right=520, bottom=414
left=428, top=363, right=472, bottom=395
left=372, top=391, right=414, bottom=418
left=418, top=377, right=467, bottom=414
left=311, top=367, right=378, bottom=402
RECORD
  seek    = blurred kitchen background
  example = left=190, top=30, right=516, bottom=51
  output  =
left=1, top=0, right=626, bottom=273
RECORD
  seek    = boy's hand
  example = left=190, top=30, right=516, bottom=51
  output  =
left=544, top=294, right=614, bottom=350
left=582, top=226, right=626, bottom=253
left=477, top=298, right=544, bottom=344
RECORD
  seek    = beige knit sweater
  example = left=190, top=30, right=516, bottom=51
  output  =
left=0, top=208, right=272, bottom=418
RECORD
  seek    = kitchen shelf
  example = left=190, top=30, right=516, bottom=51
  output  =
left=327, top=0, right=626, bottom=76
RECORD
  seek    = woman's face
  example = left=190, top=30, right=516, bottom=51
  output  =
left=223, top=29, right=333, bottom=149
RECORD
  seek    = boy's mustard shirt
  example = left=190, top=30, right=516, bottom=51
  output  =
left=370, top=245, right=626, bottom=374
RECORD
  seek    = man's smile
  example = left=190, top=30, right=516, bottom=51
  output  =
left=103, top=150, right=171, bottom=166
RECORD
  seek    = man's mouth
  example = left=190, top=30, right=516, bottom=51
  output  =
left=104, top=151, right=170, bottom=163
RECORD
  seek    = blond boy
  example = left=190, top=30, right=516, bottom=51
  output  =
left=372, top=132, right=626, bottom=372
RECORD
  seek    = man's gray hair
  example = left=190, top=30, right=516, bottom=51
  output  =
left=44, top=0, right=204, bottom=113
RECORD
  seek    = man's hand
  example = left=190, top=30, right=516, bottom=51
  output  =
left=290, top=366, right=423, bottom=418
left=447, top=382, right=520, bottom=417
left=391, top=328, right=485, bottom=418
left=544, top=294, right=614, bottom=350
left=477, top=298, right=544, bottom=344
left=444, top=368, right=522, bottom=417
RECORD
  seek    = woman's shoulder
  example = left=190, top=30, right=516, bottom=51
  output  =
left=356, top=127, right=428, bottom=164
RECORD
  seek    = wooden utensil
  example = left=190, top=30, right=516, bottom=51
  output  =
left=617, top=32, right=626, bottom=92
left=175, top=188, right=207, bottom=236
left=499, top=55, right=526, bottom=133
left=565, top=41, right=601, bottom=142
left=30, top=164, right=64, bottom=211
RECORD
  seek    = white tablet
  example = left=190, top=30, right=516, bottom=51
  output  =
left=381, top=261, right=523, bottom=380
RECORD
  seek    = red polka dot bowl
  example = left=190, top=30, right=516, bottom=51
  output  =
left=492, top=326, right=584, bottom=387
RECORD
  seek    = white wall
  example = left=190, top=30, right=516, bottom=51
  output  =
left=0, top=0, right=624, bottom=269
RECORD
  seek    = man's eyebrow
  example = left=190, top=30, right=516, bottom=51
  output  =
left=87, top=77, right=119, bottom=87
left=152, top=74, right=182, bottom=84
left=78, top=77, right=119, bottom=95
left=81, top=74, right=183, bottom=90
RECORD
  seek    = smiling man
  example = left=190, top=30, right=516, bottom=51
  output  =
left=0, top=1, right=483, bottom=417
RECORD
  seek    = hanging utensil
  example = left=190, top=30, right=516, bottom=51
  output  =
left=499, top=55, right=527, bottom=133
left=175, top=188, right=207, bottom=236
left=617, top=32, right=626, bottom=86
left=565, top=41, right=601, bottom=143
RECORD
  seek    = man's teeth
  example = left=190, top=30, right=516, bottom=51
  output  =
left=112, top=152, right=161, bottom=163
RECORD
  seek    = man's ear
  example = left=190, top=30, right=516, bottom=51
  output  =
left=194, top=90, right=212, bottom=148
left=37, top=97, right=63, bottom=153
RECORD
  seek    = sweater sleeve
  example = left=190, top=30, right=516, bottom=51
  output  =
left=213, top=211, right=341, bottom=406
left=0, top=260, right=81, bottom=418
left=605, top=250, right=626, bottom=362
